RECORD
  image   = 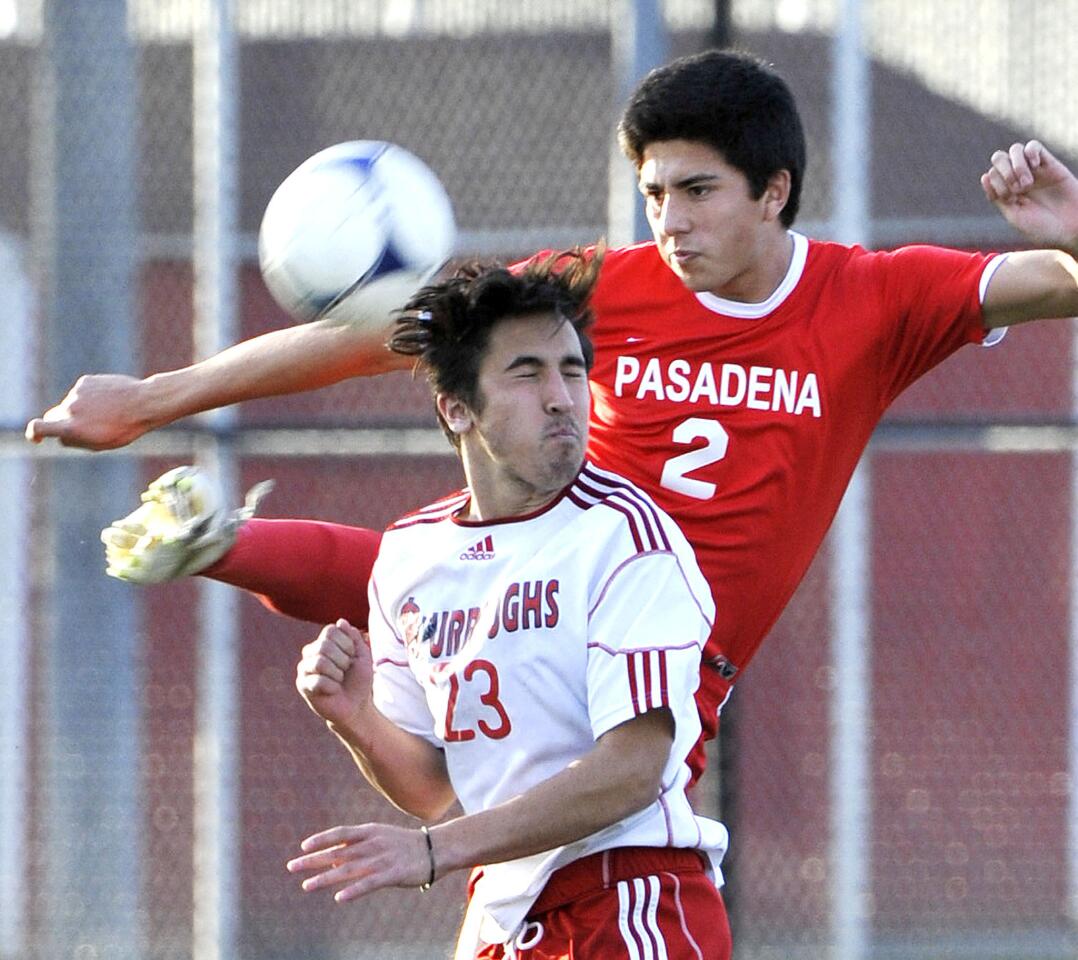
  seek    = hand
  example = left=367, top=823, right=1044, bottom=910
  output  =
left=981, top=140, right=1078, bottom=253
left=25, top=374, right=155, bottom=450
left=295, top=619, right=374, bottom=729
left=101, top=465, right=274, bottom=583
left=286, top=823, right=435, bottom=902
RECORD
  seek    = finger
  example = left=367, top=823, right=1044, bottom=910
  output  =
left=297, top=647, right=344, bottom=681
left=287, top=847, right=357, bottom=878
left=334, top=619, right=362, bottom=652
left=334, top=872, right=391, bottom=902
left=983, top=167, right=1013, bottom=203
left=299, top=824, right=367, bottom=853
left=980, top=172, right=1001, bottom=203
left=305, top=651, right=348, bottom=683
left=989, top=149, right=1023, bottom=193
left=298, top=859, right=373, bottom=893
left=1024, top=139, right=1045, bottom=172
left=296, top=672, right=343, bottom=699
left=24, top=417, right=68, bottom=443
left=1007, top=142, right=1034, bottom=188
left=318, top=636, right=356, bottom=672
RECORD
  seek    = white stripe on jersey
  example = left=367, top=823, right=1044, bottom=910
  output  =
left=568, top=466, right=670, bottom=554
left=583, top=463, right=671, bottom=552
left=389, top=490, right=471, bottom=529
left=627, top=650, right=669, bottom=715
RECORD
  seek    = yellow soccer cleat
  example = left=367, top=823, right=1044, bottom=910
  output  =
left=101, top=465, right=273, bottom=584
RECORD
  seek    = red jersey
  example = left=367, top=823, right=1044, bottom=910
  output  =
left=583, top=233, right=998, bottom=707
left=208, top=232, right=1000, bottom=772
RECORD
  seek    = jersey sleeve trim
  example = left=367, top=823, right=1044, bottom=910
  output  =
left=979, top=254, right=1010, bottom=347
left=624, top=649, right=669, bottom=715
left=978, top=253, right=1009, bottom=304
left=587, top=639, right=702, bottom=656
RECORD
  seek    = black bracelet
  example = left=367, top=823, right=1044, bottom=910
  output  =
left=419, top=825, right=436, bottom=892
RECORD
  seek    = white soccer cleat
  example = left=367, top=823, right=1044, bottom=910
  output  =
left=101, top=465, right=274, bottom=584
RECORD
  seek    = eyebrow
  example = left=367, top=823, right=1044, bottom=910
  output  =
left=641, top=172, right=721, bottom=192
left=505, top=354, right=587, bottom=372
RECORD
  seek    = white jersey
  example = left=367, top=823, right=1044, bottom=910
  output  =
left=368, top=460, right=728, bottom=943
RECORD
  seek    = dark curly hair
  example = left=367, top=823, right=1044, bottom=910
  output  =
left=389, top=245, right=603, bottom=448
left=618, top=49, right=806, bottom=227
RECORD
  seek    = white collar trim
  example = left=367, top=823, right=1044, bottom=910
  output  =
left=694, top=231, right=808, bottom=318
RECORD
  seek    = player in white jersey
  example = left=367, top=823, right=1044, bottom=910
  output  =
left=286, top=251, right=731, bottom=958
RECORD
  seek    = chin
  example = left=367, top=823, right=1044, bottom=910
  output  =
left=544, top=449, right=584, bottom=489
left=678, top=270, right=716, bottom=293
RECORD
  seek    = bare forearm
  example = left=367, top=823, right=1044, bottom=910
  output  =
left=26, top=312, right=412, bottom=449
left=983, top=249, right=1078, bottom=328
left=431, top=710, right=672, bottom=875
left=328, top=712, right=456, bottom=821
left=145, top=317, right=410, bottom=422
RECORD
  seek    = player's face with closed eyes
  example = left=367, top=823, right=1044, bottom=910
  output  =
left=455, top=313, right=590, bottom=511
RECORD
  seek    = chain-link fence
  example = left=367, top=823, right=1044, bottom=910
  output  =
left=3, top=1, right=1078, bottom=958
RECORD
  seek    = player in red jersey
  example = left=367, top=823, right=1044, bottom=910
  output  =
left=37, top=50, right=1078, bottom=781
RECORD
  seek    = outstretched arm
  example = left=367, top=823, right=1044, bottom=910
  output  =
left=287, top=705, right=673, bottom=901
left=25, top=310, right=411, bottom=450
left=980, top=140, right=1078, bottom=328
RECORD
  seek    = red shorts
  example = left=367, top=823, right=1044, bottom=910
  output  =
left=472, top=846, right=731, bottom=960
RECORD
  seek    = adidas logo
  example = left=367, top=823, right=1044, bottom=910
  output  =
left=460, top=535, right=495, bottom=561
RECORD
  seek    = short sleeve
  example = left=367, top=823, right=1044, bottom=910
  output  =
left=368, top=578, right=439, bottom=745
left=585, top=551, right=709, bottom=741
left=874, top=245, right=998, bottom=405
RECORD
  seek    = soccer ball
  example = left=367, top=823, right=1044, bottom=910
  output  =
left=257, top=140, right=456, bottom=322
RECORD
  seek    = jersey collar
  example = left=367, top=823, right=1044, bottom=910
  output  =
left=693, top=231, right=808, bottom=319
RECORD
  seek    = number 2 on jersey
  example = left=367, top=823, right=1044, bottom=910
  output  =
left=444, top=658, right=512, bottom=741
left=659, top=417, right=729, bottom=500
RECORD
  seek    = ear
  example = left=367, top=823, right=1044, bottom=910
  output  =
left=761, top=169, right=792, bottom=223
left=437, top=394, right=474, bottom=437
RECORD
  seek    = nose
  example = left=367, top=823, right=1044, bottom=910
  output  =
left=654, top=193, right=690, bottom=237
left=544, top=373, right=576, bottom=413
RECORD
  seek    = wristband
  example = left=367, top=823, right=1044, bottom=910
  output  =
left=419, top=825, right=436, bottom=892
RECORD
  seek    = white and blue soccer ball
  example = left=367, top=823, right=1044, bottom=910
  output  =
left=258, top=140, right=456, bottom=322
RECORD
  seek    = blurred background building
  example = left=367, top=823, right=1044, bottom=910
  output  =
left=1, top=1, right=1077, bottom=958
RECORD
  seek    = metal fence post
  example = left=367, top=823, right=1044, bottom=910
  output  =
left=32, top=0, right=141, bottom=956
left=830, top=2, right=872, bottom=959
left=191, top=1, right=241, bottom=957
left=0, top=234, right=33, bottom=960
left=607, top=0, right=668, bottom=246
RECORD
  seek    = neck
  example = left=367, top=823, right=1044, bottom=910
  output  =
left=713, top=227, right=794, bottom=303
left=458, top=455, right=564, bottom=523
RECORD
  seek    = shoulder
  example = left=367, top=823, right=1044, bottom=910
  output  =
left=589, top=242, right=692, bottom=319
left=564, top=462, right=685, bottom=557
left=595, top=241, right=669, bottom=287
left=372, top=491, right=469, bottom=616
left=566, top=464, right=715, bottom=624
left=806, top=237, right=994, bottom=279
left=377, top=488, right=469, bottom=565
left=385, top=488, right=470, bottom=533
